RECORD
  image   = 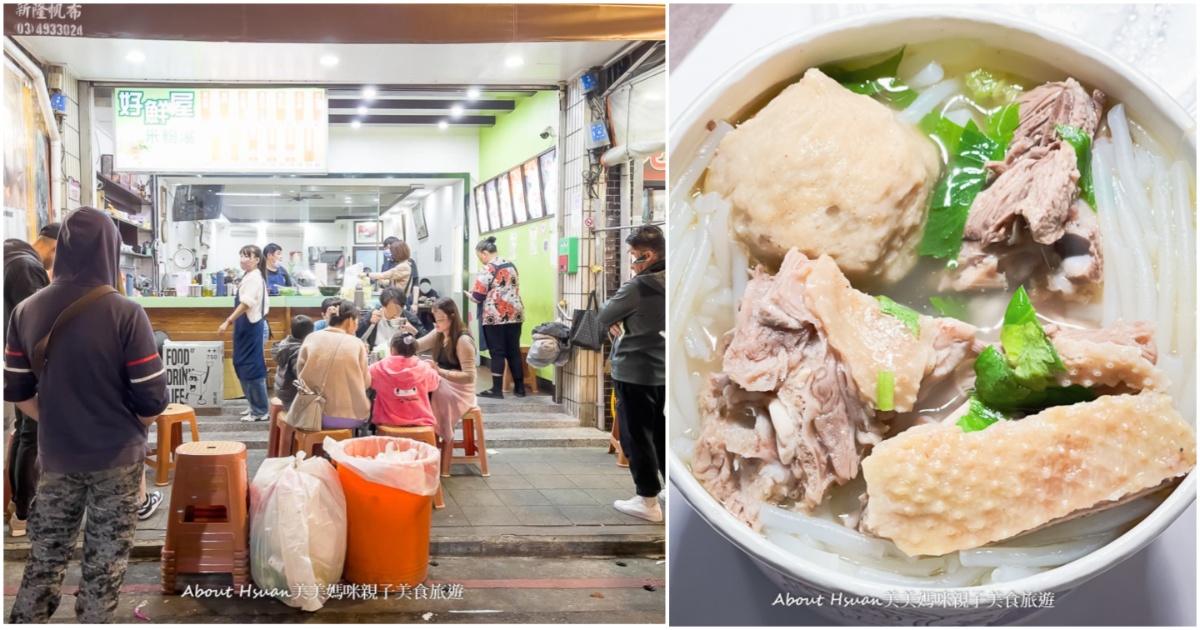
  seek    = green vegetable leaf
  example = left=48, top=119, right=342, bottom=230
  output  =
left=986, top=103, right=1021, bottom=154
left=920, top=111, right=963, bottom=156
left=930, top=295, right=970, bottom=320
left=1055, top=124, right=1097, bottom=209
left=919, top=120, right=1004, bottom=260
left=877, top=296, right=921, bottom=337
left=844, top=77, right=919, bottom=108
left=973, top=346, right=1035, bottom=412
left=821, top=46, right=907, bottom=84
left=876, top=371, right=895, bottom=412
left=999, top=286, right=1066, bottom=385
left=957, top=395, right=1009, bottom=433
left=965, top=69, right=1024, bottom=106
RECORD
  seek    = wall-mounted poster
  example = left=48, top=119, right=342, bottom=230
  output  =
left=484, top=180, right=501, bottom=233
left=163, top=341, right=225, bottom=408
left=414, top=203, right=429, bottom=240
left=353, top=220, right=381, bottom=245
left=539, top=148, right=558, bottom=217
left=508, top=168, right=528, bottom=224
left=474, top=186, right=489, bottom=233
left=113, top=87, right=328, bottom=173
left=523, top=159, right=544, bottom=219
left=496, top=174, right=514, bottom=228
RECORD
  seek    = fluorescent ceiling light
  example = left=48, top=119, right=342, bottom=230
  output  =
left=319, top=54, right=339, bottom=68
left=357, top=106, right=368, bottom=115
left=216, top=192, right=282, bottom=197
left=450, top=105, right=463, bottom=118
left=505, top=56, right=524, bottom=68
left=467, top=87, right=481, bottom=99
left=362, top=87, right=377, bottom=99
left=126, top=51, right=146, bottom=63
left=438, top=121, right=448, bottom=130
left=351, top=120, right=362, bottom=129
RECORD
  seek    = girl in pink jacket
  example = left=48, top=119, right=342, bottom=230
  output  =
left=369, top=332, right=441, bottom=427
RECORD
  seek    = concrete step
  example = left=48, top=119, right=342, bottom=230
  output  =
left=196, top=397, right=565, bottom=417
left=151, top=426, right=610, bottom=450
left=151, top=411, right=582, bottom=438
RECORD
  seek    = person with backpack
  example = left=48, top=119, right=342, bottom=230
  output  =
left=271, top=315, right=314, bottom=409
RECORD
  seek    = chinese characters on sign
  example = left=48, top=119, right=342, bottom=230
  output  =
left=9, top=3, right=84, bottom=37
left=113, top=87, right=328, bottom=173
left=179, top=582, right=468, bottom=601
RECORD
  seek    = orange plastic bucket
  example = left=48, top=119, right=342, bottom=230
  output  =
left=337, top=462, right=432, bottom=588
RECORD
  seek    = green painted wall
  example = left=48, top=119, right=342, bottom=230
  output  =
left=479, top=91, right=558, bottom=181
left=477, top=91, right=559, bottom=380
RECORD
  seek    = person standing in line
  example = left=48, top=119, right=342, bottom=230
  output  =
left=3, top=222, right=59, bottom=537
left=470, top=236, right=526, bottom=399
left=596, top=225, right=666, bottom=523
left=262, top=243, right=293, bottom=295
left=4, top=207, right=169, bottom=623
left=218, top=245, right=270, bottom=423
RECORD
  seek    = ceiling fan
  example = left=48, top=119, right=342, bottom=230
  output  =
left=282, top=192, right=325, bottom=202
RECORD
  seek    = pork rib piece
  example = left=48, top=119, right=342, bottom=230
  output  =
left=861, top=391, right=1195, bottom=556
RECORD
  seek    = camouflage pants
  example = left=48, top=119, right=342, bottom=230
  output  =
left=8, top=461, right=142, bottom=624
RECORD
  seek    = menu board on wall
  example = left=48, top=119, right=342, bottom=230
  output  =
left=496, top=175, right=514, bottom=228
left=474, top=186, right=490, bottom=233
left=523, top=159, right=544, bottom=219
left=113, top=87, right=328, bottom=173
left=484, top=180, right=501, bottom=233
left=539, top=148, right=558, bottom=217
left=508, top=168, right=528, bottom=223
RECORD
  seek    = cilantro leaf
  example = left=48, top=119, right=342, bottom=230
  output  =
left=843, top=77, right=918, bottom=108
left=877, top=296, right=921, bottom=338
left=957, top=395, right=1009, bottom=433
left=919, top=119, right=1004, bottom=260
left=973, top=346, right=1035, bottom=412
left=821, top=46, right=907, bottom=84
left=999, top=286, right=1067, bottom=385
left=1055, top=124, right=1096, bottom=209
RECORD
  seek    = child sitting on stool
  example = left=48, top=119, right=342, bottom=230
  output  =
left=368, top=332, right=440, bottom=427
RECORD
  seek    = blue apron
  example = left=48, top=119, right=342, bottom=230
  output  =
left=232, top=284, right=267, bottom=381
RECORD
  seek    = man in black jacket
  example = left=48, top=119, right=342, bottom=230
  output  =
left=5, top=208, right=169, bottom=623
left=3, top=223, right=58, bottom=538
left=596, top=225, right=666, bottom=523
left=356, top=287, right=427, bottom=350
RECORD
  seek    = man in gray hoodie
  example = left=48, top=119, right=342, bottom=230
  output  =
left=597, top=225, right=666, bottom=523
left=4, top=207, right=169, bottom=623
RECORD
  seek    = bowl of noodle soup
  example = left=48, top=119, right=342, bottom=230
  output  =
left=668, top=8, right=1196, bottom=625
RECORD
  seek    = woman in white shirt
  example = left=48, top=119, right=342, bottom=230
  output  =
left=218, top=245, right=271, bottom=421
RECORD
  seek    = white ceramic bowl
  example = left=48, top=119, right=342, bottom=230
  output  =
left=668, top=7, right=1196, bottom=625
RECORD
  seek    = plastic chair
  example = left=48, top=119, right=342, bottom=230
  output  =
left=266, top=399, right=295, bottom=458
left=161, top=441, right=249, bottom=594
left=145, top=404, right=201, bottom=486
left=502, top=344, right=537, bottom=394
left=448, top=407, right=489, bottom=477
left=293, top=428, right=354, bottom=459
left=375, top=425, right=445, bottom=509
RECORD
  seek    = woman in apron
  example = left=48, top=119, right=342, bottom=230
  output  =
left=218, top=245, right=270, bottom=422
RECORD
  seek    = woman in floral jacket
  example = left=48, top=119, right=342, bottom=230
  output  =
left=470, top=235, right=526, bottom=398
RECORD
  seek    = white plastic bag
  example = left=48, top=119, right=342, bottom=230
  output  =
left=249, top=453, right=347, bottom=612
left=340, top=263, right=365, bottom=299
left=323, top=436, right=441, bottom=496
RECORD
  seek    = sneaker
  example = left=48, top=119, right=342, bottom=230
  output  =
left=613, top=496, right=663, bottom=523
left=241, top=413, right=267, bottom=423
left=138, top=491, right=163, bottom=521
left=477, top=389, right=503, bottom=400
left=9, top=514, right=27, bottom=537
left=514, top=389, right=527, bottom=398
left=237, top=407, right=251, bottom=416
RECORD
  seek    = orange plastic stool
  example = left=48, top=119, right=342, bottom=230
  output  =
left=293, top=428, right=354, bottom=459
left=266, top=398, right=286, bottom=457
left=449, top=407, right=488, bottom=477
left=608, top=390, right=629, bottom=467
left=161, top=441, right=249, bottom=594
left=145, top=404, right=201, bottom=486
left=375, top=425, right=444, bottom=509
left=337, top=438, right=434, bottom=590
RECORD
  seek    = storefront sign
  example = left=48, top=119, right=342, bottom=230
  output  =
left=644, top=153, right=665, bottom=182
left=163, top=341, right=225, bottom=408
left=8, top=3, right=84, bottom=37
left=113, top=87, right=328, bottom=173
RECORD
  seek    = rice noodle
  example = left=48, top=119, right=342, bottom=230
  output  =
left=959, top=532, right=1117, bottom=568
left=708, top=195, right=732, bottom=277
left=669, top=216, right=713, bottom=341
left=1092, top=141, right=1133, bottom=325
left=1094, top=141, right=1152, bottom=324
left=672, top=436, right=696, bottom=465
left=989, top=566, right=1047, bottom=584
left=731, top=246, right=750, bottom=307
left=668, top=197, right=695, bottom=250
left=903, top=60, right=945, bottom=89
left=683, top=322, right=714, bottom=362
left=670, top=121, right=733, bottom=203
left=1170, top=160, right=1196, bottom=417
left=855, top=563, right=989, bottom=589
left=944, top=108, right=973, bottom=128
left=758, top=504, right=886, bottom=560
left=998, top=497, right=1158, bottom=548
left=1134, top=148, right=1154, bottom=185
left=897, top=78, right=962, bottom=125
left=764, top=528, right=846, bottom=571
left=1150, top=157, right=1177, bottom=353
left=1107, top=105, right=1157, bottom=240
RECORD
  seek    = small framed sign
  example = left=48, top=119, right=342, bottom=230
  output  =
left=353, top=220, right=381, bottom=245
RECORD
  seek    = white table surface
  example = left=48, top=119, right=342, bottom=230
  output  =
left=668, top=4, right=1197, bottom=626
